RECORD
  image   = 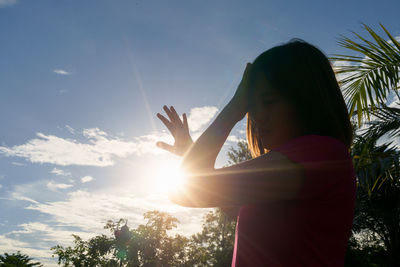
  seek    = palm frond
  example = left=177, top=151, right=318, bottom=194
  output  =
left=329, top=23, right=400, bottom=127
left=362, top=105, right=400, bottom=140
left=351, top=134, right=400, bottom=196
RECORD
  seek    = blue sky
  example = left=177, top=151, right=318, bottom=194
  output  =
left=1, top=0, right=399, bottom=265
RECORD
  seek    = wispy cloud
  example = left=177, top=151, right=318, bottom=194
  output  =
left=0, top=130, right=146, bottom=166
left=10, top=192, right=39, bottom=204
left=0, top=106, right=218, bottom=167
left=226, top=135, right=239, bottom=143
left=0, top=0, right=17, bottom=8
left=50, top=167, right=71, bottom=176
left=53, top=69, right=71, bottom=75
left=11, top=161, right=26, bottom=166
left=332, top=60, right=355, bottom=90
left=187, top=106, right=218, bottom=132
left=81, top=176, right=93, bottom=183
left=0, top=234, right=51, bottom=259
left=65, top=125, right=75, bottom=134
left=25, top=189, right=210, bottom=235
left=0, top=222, right=93, bottom=266
left=47, top=181, right=73, bottom=191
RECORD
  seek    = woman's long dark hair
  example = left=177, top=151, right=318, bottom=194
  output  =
left=246, top=39, right=353, bottom=157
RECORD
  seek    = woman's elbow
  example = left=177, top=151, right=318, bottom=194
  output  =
left=168, top=188, right=215, bottom=208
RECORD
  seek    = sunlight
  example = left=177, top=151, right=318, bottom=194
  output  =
left=155, top=162, right=186, bottom=193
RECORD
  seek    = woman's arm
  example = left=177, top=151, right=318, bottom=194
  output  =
left=180, top=101, right=241, bottom=171
left=158, top=63, right=305, bottom=207
left=169, top=145, right=305, bottom=207
left=167, top=102, right=305, bottom=207
left=156, top=63, right=304, bottom=208
left=178, top=63, right=252, bottom=171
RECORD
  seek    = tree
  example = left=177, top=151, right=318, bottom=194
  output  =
left=347, top=132, right=400, bottom=266
left=187, top=209, right=236, bottom=267
left=128, top=210, right=188, bottom=267
left=331, top=24, right=400, bottom=266
left=51, top=234, right=118, bottom=267
left=52, top=211, right=190, bottom=267
left=0, top=251, right=42, bottom=267
left=226, top=140, right=252, bottom=165
left=330, top=23, right=400, bottom=127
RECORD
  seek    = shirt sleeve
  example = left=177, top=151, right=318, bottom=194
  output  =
left=272, top=134, right=356, bottom=199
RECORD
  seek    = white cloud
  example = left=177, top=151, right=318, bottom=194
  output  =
left=9, top=181, right=50, bottom=204
left=187, top=106, right=218, bottom=132
left=0, top=106, right=218, bottom=167
left=65, top=125, right=75, bottom=134
left=47, top=181, right=73, bottom=191
left=53, top=69, right=71, bottom=75
left=11, top=161, right=25, bottom=166
left=26, top=189, right=210, bottom=236
left=50, top=167, right=71, bottom=176
left=10, top=192, right=38, bottom=204
left=0, top=222, right=93, bottom=266
left=0, top=130, right=148, bottom=166
left=82, top=128, right=107, bottom=138
left=0, top=0, right=17, bottom=7
left=0, top=184, right=2, bottom=189
left=387, top=35, right=400, bottom=45
left=81, top=176, right=93, bottom=183
left=332, top=60, right=356, bottom=90
left=226, top=135, right=239, bottom=143
left=387, top=90, right=400, bottom=108
left=0, top=234, right=51, bottom=259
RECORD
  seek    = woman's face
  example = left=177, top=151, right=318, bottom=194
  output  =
left=249, top=75, right=304, bottom=150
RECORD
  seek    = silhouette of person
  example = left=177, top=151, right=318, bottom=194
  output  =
left=156, top=39, right=356, bottom=266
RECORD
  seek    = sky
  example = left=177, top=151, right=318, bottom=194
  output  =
left=0, top=0, right=399, bottom=265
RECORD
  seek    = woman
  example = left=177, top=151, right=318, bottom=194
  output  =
left=156, top=39, right=356, bottom=266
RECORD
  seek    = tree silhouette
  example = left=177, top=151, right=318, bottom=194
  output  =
left=0, top=251, right=42, bottom=267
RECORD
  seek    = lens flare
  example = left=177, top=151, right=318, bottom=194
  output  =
left=155, top=164, right=186, bottom=193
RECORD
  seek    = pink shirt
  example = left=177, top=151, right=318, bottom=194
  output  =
left=231, top=134, right=356, bottom=266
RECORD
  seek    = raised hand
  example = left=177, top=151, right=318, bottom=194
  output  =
left=156, top=105, right=194, bottom=157
left=228, top=63, right=253, bottom=122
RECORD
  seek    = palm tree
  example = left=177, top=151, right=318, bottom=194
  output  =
left=330, top=23, right=400, bottom=127
left=349, top=132, right=400, bottom=266
left=331, top=24, right=400, bottom=266
left=360, top=105, right=400, bottom=141
left=0, top=251, right=42, bottom=266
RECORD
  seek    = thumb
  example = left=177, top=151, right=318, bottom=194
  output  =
left=156, top=141, right=175, bottom=154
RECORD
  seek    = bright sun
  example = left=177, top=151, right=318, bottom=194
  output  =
left=155, top=163, right=186, bottom=193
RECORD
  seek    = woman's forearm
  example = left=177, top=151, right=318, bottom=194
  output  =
left=181, top=101, right=241, bottom=173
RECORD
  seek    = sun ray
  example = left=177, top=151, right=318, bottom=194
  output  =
left=123, top=36, right=157, bottom=132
